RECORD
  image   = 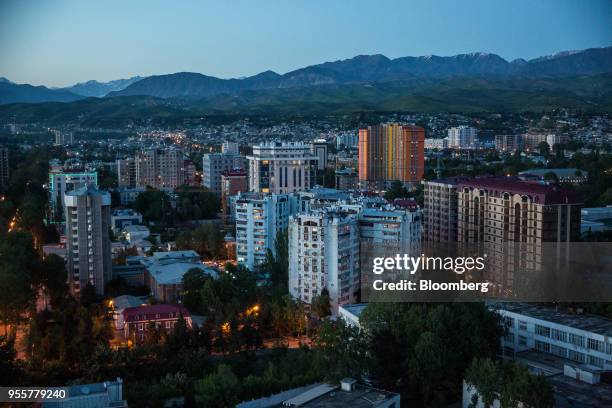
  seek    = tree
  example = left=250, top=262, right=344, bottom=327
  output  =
left=311, top=288, right=331, bottom=318
left=40, top=254, right=68, bottom=309
left=537, top=141, right=550, bottom=157
left=465, top=357, right=554, bottom=408
left=195, top=364, right=240, bottom=407
left=542, top=171, right=559, bottom=184
left=384, top=180, right=410, bottom=200
left=0, top=232, right=38, bottom=334
left=181, top=268, right=209, bottom=312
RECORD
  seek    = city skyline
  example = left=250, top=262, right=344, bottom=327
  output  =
left=0, top=0, right=610, bottom=87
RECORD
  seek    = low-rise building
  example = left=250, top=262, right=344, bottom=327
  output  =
left=518, top=168, right=587, bottom=184
left=122, top=304, right=191, bottom=342
left=42, top=378, right=127, bottom=408
left=122, top=225, right=150, bottom=243
left=236, top=379, right=400, bottom=408
left=111, top=209, right=143, bottom=235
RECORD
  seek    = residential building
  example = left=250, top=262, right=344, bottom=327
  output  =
left=335, top=168, right=358, bottom=190
left=358, top=124, right=425, bottom=190
left=0, top=147, right=8, bottom=189
left=358, top=203, right=422, bottom=246
left=424, top=138, right=449, bottom=149
left=49, top=168, right=98, bottom=222
left=221, top=169, right=248, bottom=225
left=448, top=126, right=477, bottom=149
left=247, top=141, right=318, bottom=194
left=494, top=134, right=523, bottom=152
left=116, top=157, right=137, bottom=188
left=494, top=303, right=612, bottom=371
left=236, top=379, right=400, bottom=408
left=42, top=378, right=127, bottom=408
left=546, top=134, right=570, bottom=149
left=121, top=304, right=191, bottom=342
left=336, top=133, right=359, bottom=149
left=136, top=147, right=190, bottom=190
left=53, top=129, right=74, bottom=146
left=110, top=208, right=143, bottom=235
left=523, top=133, right=550, bottom=150
left=288, top=208, right=360, bottom=315
left=222, top=141, right=240, bottom=154
left=202, top=152, right=247, bottom=195
left=457, top=177, right=582, bottom=244
left=235, top=192, right=298, bottom=270
left=310, top=138, right=328, bottom=171
left=422, top=177, right=466, bottom=242
left=64, top=186, right=112, bottom=296
left=110, top=295, right=146, bottom=330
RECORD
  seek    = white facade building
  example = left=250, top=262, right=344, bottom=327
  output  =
left=235, top=192, right=298, bottom=270
left=336, top=133, right=359, bottom=149
left=495, top=303, right=612, bottom=371
left=310, top=139, right=328, bottom=171
left=448, top=126, right=477, bottom=149
left=247, top=142, right=318, bottom=194
left=424, top=138, right=449, bottom=149
left=288, top=208, right=360, bottom=315
left=221, top=141, right=240, bottom=154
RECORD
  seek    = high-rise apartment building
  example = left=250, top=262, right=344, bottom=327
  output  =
left=53, top=129, right=74, bottom=146
left=494, top=134, right=523, bottom=152
left=288, top=208, right=360, bottom=314
left=221, top=169, right=248, bottom=225
left=522, top=133, right=550, bottom=150
left=447, top=126, right=477, bottom=149
left=117, top=157, right=137, bottom=188
left=49, top=168, right=98, bottom=222
left=221, top=141, right=240, bottom=155
left=247, top=142, right=318, bottom=194
left=310, top=139, right=328, bottom=171
left=457, top=177, right=581, bottom=244
left=136, top=148, right=189, bottom=191
left=0, top=147, right=8, bottom=190
left=64, top=186, right=112, bottom=296
left=422, top=177, right=467, bottom=242
left=358, top=124, right=425, bottom=190
left=235, top=192, right=298, bottom=270
left=336, top=133, right=359, bottom=149
left=202, top=153, right=247, bottom=195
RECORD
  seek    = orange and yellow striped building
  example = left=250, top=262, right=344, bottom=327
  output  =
left=358, top=124, right=424, bottom=189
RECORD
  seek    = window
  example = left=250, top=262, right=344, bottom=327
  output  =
left=535, top=324, right=550, bottom=337
left=518, top=320, right=527, bottom=331
left=568, top=350, right=586, bottom=363
left=569, top=333, right=585, bottom=348
left=518, top=335, right=527, bottom=347
left=551, top=328, right=567, bottom=342
left=535, top=340, right=550, bottom=353
left=587, top=338, right=605, bottom=353
left=588, top=355, right=604, bottom=368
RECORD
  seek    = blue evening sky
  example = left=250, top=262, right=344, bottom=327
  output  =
left=0, top=0, right=610, bottom=87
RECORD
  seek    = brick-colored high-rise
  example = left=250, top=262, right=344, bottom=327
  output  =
left=358, top=124, right=424, bottom=189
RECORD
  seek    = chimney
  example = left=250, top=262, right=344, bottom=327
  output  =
left=340, top=378, right=357, bottom=392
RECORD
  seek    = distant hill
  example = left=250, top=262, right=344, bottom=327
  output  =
left=61, top=76, right=143, bottom=97
left=0, top=81, right=83, bottom=104
left=1, top=74, right=610, bottom=126
left=108, top=46, right=612, bottom=99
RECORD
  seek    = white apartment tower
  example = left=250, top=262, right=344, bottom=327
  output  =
left=64, top=186, right=112, bottom=297
left=448, top=126, right=477, bottom=149
left=288, top=209, right=360, bottom=315
left=235, top=192, right=298, bottom=270
left=247, top=142, right=318, bottom=194
left=202, top=153, right=247, bottom=195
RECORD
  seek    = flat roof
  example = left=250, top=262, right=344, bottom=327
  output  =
left=293, top=384, right=398, bottom=407
left=339, top=303, right=368, bottom=319
left=148, top=262, right=217, bottom=285
left=494, top=303, right=612, bottom=337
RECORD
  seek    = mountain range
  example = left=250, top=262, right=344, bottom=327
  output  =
left=0, top=46, right=610, bottom=118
